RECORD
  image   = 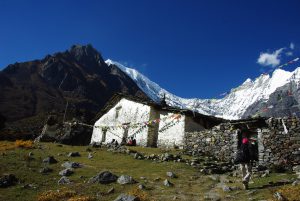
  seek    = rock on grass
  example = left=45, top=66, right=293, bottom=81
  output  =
left=59, top=168, right=74, bottom=176
left=68, top=152, right=80, bottom=157
left=43, top=156, right=58, bottom=164
left=58, top=176, right=71, bottom=185
left=117, top=175, right=136, bottom=185
left=61, top=161, right=82, bottom=168
left=0, top=174, right=18, bottom=188
left=88, top=171, right=118, bottom=184
left=114, top=194, right=138, bottom=201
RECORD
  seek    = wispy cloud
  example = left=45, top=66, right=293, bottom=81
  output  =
left=290, top=42, right=295, bottom=50
left=257, top=48, right=284, bottom=67
left=286, top=51, right=293, bottom=56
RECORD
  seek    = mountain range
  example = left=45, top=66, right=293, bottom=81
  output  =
left=106, top=59, right=300, bottom=120
left=1, top=44, right=299, bottom=139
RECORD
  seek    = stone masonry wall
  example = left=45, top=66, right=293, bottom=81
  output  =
left=258, top=117, right=300, bottom=167
left=185, top=123, right=238, bottom=162
left=185, top=117, right=300, bottom=167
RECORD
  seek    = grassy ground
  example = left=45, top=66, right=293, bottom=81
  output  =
left=0, top=141, right=299, bottom=201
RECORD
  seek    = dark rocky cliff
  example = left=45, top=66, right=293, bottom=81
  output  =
left=0, top=44, right=147, bottom=139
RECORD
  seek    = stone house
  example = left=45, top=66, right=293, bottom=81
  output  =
left=91, top=94, right=224, bottom=147
left=185, top=117, right=300, bottom=167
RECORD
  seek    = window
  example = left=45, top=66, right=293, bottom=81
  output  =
left=115, top=106, right=122, bottom=119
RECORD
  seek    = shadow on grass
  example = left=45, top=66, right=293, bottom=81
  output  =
left=250, top=180, right=293, bottom=190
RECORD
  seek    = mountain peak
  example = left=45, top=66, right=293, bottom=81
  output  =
left=242, top=78, right=252, bottom=85
left=68, top=44, right=104, bottom=64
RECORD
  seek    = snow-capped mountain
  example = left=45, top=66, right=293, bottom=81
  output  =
left=106, top=59, right=300, bottom=120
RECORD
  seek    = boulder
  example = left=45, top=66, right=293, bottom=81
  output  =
left=39, top=167, right=53, bottom=174
left=107, top=187, right=115, bottom=194
left=163, top=179, right=173, bottom=187
left=59, top=168, right=74, bottom=176
left=117, top=175, right=136, bottom=185
left=43, top=156, right=58, bottom=164
left=38, top=119, right=93, bottom=146
left=58, top=176, right=71, bottom=185
left=292, top=165, right=300, bottom=172
left=61, top=162, right=82, bottom=169
left=292, top=179, right=300, bottom=186
left=166, top=172, right=177, bottom=178
left=114, top=194, right=138, bottom=201
left=88, top=171, right=118, bottom=184
left=68, top=152, right=80, bottom=157
left=204, top=191, right=221, bottom=201
left=273, top=192, right=286, bottom=201
left=88, top=153, right=93, bottom=159
left=0, top=174, right=18, bottom=188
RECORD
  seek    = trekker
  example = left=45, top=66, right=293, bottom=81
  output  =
left=132, top=138, right=136, bottom=146
left=127, top=137, right=136, bottom=146
left=235, top=136, right=254, bottom=190
left=127, top=137, right=133, bottom=146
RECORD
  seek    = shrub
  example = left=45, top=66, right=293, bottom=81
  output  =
left=275, top=185, right=300, bottom=201
left=0, top=141, right=16, bottom=151
left=128, top=187, right=151, bottom=201
left=68, top=196, right=96, bottom=201
left=37, top=189, right=96, bottom=201
left=15, top=140, right=34, bottom=148
left=37, top=189, right=76, bottom=201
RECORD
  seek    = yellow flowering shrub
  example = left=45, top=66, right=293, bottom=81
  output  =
left=128, top=187, right=152, bottom=201
left=68, top=196, right=96, bottom=201
left=277, top=185, right=300, bottom=201
left=15, top=140, right=34, bottom=148
left=37, top=189, right=76, bottom=201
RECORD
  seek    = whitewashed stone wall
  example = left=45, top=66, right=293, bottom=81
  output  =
left=157, top=112, right=186, bottom=147
left=91, top=98, right=151, bottom=146
left=91, top=98, right=208, bottom=147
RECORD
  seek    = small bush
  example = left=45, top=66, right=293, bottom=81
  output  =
left=128, top=187, right=150, bottom=201
left=37, top=189, right=96, bottom=201
left=37, top=189, right=76, bottom=201
left=275, top=185, right=300, bottom=201
left=15, top=140, right=34, bottom=148
left=0, top=141, right=16, bottom=151
left=68, top=196, right=96, bottom=201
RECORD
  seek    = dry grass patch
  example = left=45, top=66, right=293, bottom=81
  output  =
left=0, top=141, right=17, bottom=152
left=15, top=140, right=34, bottom=148
left=0, top=140, right=34, bottom=152
left=128, top=187, right=155, bottom=201
left=37, top=188, right=96, bottom=201
left=273, top=185, right=300, bottom=201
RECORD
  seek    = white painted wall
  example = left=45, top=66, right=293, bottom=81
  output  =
left=91, top=98, right=151, bottom=146
left=157, top=112, right=186, bottom=147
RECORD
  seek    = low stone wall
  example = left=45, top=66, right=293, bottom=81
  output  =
left=185, top=117, right=300, bottom=168
left=258, top=117, right=300, bottom=167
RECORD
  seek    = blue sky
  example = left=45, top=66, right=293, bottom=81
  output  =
left=1, top=0, right=300, bottom=99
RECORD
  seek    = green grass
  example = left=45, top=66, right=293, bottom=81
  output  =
left=0, top=141, right=298, bottom=201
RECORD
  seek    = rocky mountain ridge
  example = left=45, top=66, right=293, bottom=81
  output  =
left=0, top=44, right=147, bottom=139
